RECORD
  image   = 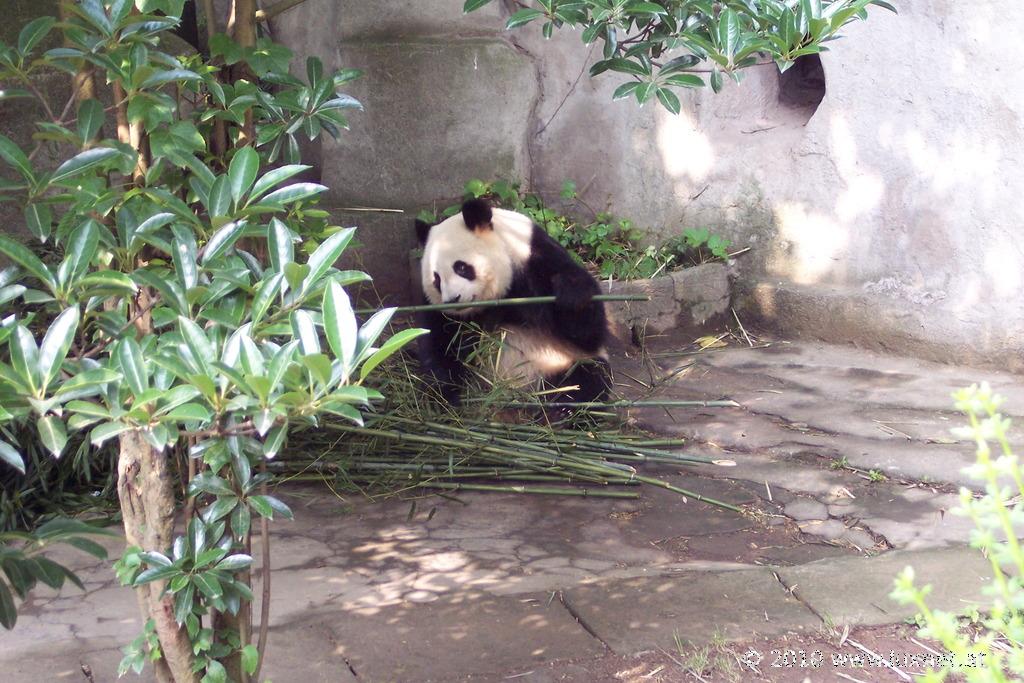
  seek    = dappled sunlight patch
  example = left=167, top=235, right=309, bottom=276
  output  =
left=772, top=202, right=848, bottom=284
left=654, top=108, right=714, bottom=182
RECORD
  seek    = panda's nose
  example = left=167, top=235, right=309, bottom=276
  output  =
left=444, top=295, right=461, bottom=304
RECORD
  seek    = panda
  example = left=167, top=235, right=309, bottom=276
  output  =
left=415, top=198, right=611, bottom=408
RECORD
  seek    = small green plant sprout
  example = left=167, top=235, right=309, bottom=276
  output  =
left=830, top=456, right=850, bottom=470
left=868, top=469, right=886, bottom=482
left=891, top=382, right=1024, bottom=682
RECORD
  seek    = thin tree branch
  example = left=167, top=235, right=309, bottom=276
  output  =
left=252, top=459, right=271, bottom=682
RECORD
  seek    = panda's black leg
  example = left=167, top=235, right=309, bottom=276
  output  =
left=417, top=311, right=477, bottom=406
left=539, top=359, right=612, bottom=424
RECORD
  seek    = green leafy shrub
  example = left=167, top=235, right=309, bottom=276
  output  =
left=892, top=383, right=1024, bottom=681
left=418, top=179, right=731, bottom=280
left=0, top=1, right=424, bottom=679
left=465, top=0, right=896, bottom=112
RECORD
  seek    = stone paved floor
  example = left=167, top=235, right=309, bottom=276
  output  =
left=2, top=340, right=1016, bottom=682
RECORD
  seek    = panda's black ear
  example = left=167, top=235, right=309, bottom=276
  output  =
left=461, top=198, right=493, bottom=231
left=415, top=218, right=433, bottom=246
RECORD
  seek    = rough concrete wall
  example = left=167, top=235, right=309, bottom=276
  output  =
left=262, top=4, right=1024, bottom=367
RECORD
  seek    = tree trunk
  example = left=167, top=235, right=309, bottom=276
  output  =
left=118, top=430, right=199, bottom=683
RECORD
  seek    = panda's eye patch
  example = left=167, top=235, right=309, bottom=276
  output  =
left=453, top=260, right=476, bottom=281
left=432, top=271, right=441, bottom=291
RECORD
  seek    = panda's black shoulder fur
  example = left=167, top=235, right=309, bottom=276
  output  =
left=491, top=223, right=608, bottom=354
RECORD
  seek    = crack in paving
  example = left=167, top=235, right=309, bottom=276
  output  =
left=557, top=590, right=611, bottom=652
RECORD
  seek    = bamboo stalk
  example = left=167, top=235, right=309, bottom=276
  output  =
left=463, top=399, right=740, bottom=409
left=355, top=293, right=649, bottom=316
left=416, top=482, right=640, bottom=498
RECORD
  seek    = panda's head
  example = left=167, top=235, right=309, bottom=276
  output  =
left=416, top=199, right=531, bottom=317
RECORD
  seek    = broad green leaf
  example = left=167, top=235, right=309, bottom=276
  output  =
left=612, top=82, right=640, bottom=101
left=359, top=328, right=428, bottom=382
left=37, top=415, right=68, bottom=457
left=0, top=134, right=33, bottom=181
left=506, top=8, right=544, bottom=29
left=247, top=164, right=310, bottom=204
left=241, top=644, right=259, bottom=675
left=50, top=147, right=121, bottom=184
left=24, top=203, right=52, bottom=242
left=177, top=316, right=214, bottom=375
left=291, top=311, right=319, bottom=355
left=656, top=87, right=682, bottom=115
left=140, top=69, right=201, bottom=89
left=215, top=554, right=252, bottom=571
left=228, top=147, right=259, bottom=205
left=260, top=182, right=327, bottom=207
left=60, top=219, right=100, bottom=285
left=18, top=16, right=56, bottom=56
left=208, top=174, right=232, bottom=218
left=192, top=573, right=222, bottom=600
left=171, top=224, right=199, bottom=290
left=0, top=439, right=25, bottom=474
left=250, top=273, right=284, bottom=327
left=188, top=472, right=234, bottom=497
left=718, top=9, right=741, bottom=58
left=37, top=307, right=79, bottom=391
left=91, top=421, right=131, bottom=446
left=268, top=218, right=294, bottom=272
left=323, top=280, right=356, bottom=371
left=117, top=338, right=148, bottom=396
left=76, top=99, right=105, bottom=142
left=302, top=227, right=355, bottom=293
left=0, top=235, right=56, bottom=291
left=263, top=425, right=286, bottom=458
left=463, top=0, right=494, bottom=12
left=201, top=220, right=246, bottom=265
left=11, top=325, right=40, bottom=393
left=354, top=307, right=395, bottom=363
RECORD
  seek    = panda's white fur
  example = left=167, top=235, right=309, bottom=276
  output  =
left=421, top=208, right=535, bottom=312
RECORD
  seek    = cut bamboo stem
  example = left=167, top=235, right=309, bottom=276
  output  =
left=356, top=293, right=649, bottom=316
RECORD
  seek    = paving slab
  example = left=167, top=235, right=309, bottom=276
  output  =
left=563, top=568, right=821, bottom=654
left=775, top=546, right=993, bottom=627
left=275, top=591, right=605, bottom=682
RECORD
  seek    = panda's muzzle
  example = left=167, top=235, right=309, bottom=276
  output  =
left=444, top=295, right=462, bottom=304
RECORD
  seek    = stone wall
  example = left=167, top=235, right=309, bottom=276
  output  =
left=273, top=1, right=1024, bottom=369
left=3, top=2, right=1017, bottom=367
